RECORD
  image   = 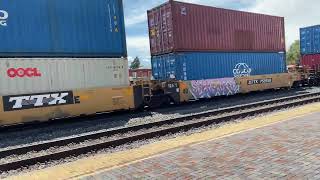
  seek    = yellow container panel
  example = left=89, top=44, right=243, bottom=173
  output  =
left=0, top=86, right=135, bottom=126
left=179, top=73, right=294, bottom=102
left=236, top=73, right=293, bottom=93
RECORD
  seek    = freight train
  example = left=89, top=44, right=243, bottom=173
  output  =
left=0, top=0, right=318, bottom=127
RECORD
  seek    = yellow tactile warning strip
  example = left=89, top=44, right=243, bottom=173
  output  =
left=7, top=102, right=320, bottom=180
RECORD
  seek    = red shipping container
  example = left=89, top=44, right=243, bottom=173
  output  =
left=147, top=0, right=286, bottom=55
left=301, top=54, right=320, bottom=70
left=129, top=68, right=152, bottom=79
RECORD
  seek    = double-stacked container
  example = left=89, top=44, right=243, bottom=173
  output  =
left=0, top=0, right=129, bottom=95
left=0, top=0, right=135, bottom=126
left=300, top=25, right=320, bottom=69
left=148, top=0, right=287, bottom=81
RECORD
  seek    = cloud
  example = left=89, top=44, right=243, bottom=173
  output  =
left=176, top=0, right=252, bottom=6
left=125, top=13, right=147, bottom=27
left=124, top=0, right=255, bottom=27
left=123, top=0, right=163, bottom=27
left=127, top=56, right=134, bottom=62
left=247, top=0, right=320, bottom=48
left=126, top=36, right=150, bottom=55
left=126, top=36, right=151, bottom=67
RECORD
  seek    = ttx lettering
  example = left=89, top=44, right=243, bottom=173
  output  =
left=9, top=93, right=69, bottom=109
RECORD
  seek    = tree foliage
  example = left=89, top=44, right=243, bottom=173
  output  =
left=286, top=40, right=301, bottom=65
left=130, top=56, right=141, bottom=69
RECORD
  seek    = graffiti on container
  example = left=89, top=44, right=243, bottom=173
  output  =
left=7, top=68, right=42, bottom=78
left=188, top=78, right=240, bottom=99
left=3, top=91, right=81, bottom=111
left=233, top=63, right=252, bottom=77
left=0, top=10, right=8, bottom=26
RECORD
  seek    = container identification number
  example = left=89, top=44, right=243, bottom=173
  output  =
left=247, top=78, right=273, bottom=85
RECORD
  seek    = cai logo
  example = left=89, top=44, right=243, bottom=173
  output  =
left=233, top=63, right=252, bottom=77
left=0, top=10, right=8, bottom=26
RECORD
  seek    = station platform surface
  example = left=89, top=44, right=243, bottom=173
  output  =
left=81, top=112, right=320, bottom=179
left=9, top=103, right=320, bottom=180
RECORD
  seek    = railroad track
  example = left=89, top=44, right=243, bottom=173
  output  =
left=1, top=92, right=320, bottom=172
left=0, top=88, right=308, bottom=134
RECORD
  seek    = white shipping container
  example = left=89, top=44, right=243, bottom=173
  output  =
left=0, top=58, right=129, bottom=96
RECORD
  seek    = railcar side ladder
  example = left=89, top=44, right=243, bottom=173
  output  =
left=142, top=81, right=152, bottom=103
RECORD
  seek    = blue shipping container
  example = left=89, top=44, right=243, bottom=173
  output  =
left=0, top=0, right=126, bottom=57
left=300, top=25, right=320, bottom=55
left=152, top=52, right=287, bottom=81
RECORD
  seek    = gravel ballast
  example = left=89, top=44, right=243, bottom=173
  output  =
left=0, top=87, right=319, bottom=150
left=0, top=106, right=299, bottom=179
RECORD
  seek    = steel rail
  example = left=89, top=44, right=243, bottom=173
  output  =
left=0, top=92, right=319, bottom=172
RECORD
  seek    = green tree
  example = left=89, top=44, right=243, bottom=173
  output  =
left=130, top=56, right=141, bottom=69
left=286, top=40, right=301, bottom=65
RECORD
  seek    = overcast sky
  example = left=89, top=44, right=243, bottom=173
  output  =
left=123, top=0, right=320, bottom=67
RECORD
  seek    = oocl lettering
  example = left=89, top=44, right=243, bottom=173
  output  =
left=7, top=68, right=42, bottom=78
left=0, top=10, right=8, bottom=26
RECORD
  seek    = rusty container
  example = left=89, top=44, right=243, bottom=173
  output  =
left=301, top=54, right=320, bottom=70
left=148, top=0, right=285, bottom=55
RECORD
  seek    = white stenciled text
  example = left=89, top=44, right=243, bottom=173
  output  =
left=9, top=93, right=69, bottom=109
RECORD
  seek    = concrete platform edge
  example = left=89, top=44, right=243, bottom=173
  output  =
left=7, top=102, right=320, bottom=180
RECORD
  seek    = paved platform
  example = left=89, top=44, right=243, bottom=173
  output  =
left=81, top=113, right=320, bottom=179
left=8, top=103, right=320, bottom=180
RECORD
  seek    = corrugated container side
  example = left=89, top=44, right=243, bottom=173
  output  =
left=0, top=0, right=127, bottom=57
left=148, top=1, right=285, bottom=55
left=151, top=52, right=286, bottom=81
left=301, top=54, right=320, bottom=69
left=300, top=25, right=320, bottom=55
left=0, top=58, right=129, bottom=96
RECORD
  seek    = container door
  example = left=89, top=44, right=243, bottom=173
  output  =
left=152, top=59, right=159, bottom=79
left=300, top=29, right=306, bottom=54
left=164, top=57, right=172, bottom=79
left=168, top=57, right=176, bottom=79
left=314, top=27, right=320, bottom=53
left=148, top=10, right=160, bottom=55
left=181, top=55, right=188, bottom=81
left=307, top=28, right=313, bottom=54
left=301, top=28, right=312, bottom=54
left=279, top=52, right=287, bottom=73
left=161, top=4, right=174, bottom=53
left=148, top=3, right=174, bottom=55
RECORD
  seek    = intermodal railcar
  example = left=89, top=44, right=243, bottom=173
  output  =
left=0, top=71, right=305, bottom=127
left=0, top=0, right=319, bottom=127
